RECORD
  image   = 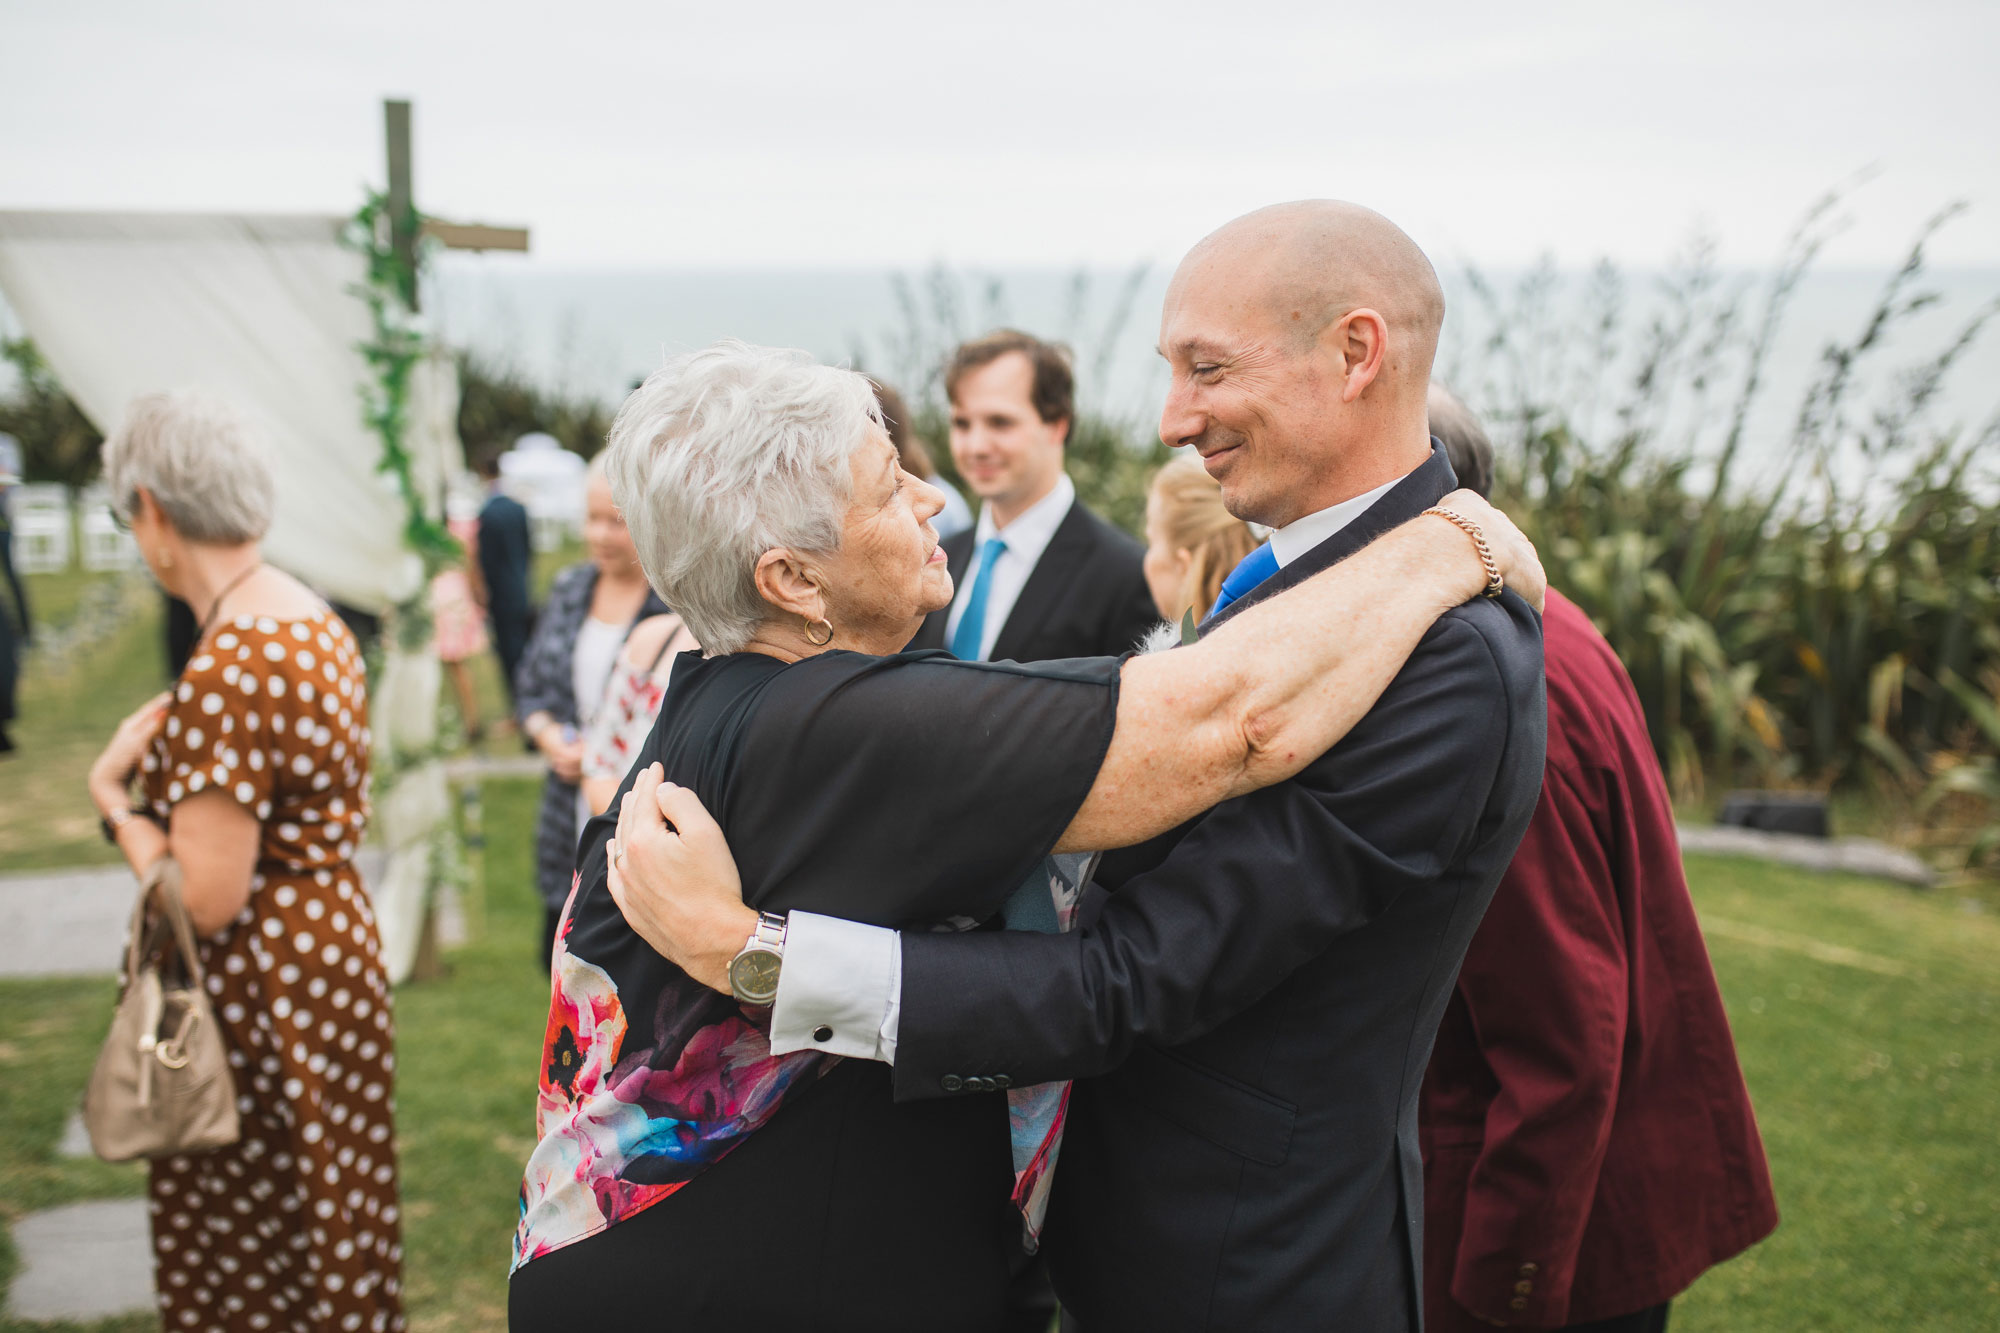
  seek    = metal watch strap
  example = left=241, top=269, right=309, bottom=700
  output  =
left=727, top=911, right=789, bottom=1006
left=749, top=911, right=787, bottom=951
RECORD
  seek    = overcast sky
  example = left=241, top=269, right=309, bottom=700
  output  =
left=4, top=0, right=1996, bottom=272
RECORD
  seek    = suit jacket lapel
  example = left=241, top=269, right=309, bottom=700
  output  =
left=1202, top=442, right=1458, bottom=638
left=988, top=499, right=1091, bottom=663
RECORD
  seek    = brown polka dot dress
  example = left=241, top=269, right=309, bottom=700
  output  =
left=138, top=608, right=404, bottom=1333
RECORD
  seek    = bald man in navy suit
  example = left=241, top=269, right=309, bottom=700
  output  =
left=625, top=202, right=1546, bottom=1333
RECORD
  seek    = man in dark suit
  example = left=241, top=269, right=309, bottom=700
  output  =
left=473, top=447, right=534, bottom=708
left=1420, top=390, right=1777, bottom=1333
left=0, top=439, right=27, bottom=755
left=627, top=202, right=1547, bottom=1331
left=908, top=330, right=1158, bottom=663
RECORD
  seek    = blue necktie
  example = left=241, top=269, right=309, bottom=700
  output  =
left=949, top=536, right=1008, bottom=661
left=1203, top=541, right=1279, bottom=624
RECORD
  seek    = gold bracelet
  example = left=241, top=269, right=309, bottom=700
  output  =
left=1422, top=506, right=1505, bottom=598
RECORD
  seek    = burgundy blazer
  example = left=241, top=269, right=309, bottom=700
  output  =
left=1419, top=591, right=1779, bottom=1329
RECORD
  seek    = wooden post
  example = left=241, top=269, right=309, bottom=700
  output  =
left=383, top=98, right=419, bottom=311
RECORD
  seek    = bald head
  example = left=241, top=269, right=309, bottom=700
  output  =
left=1156, top=201, right=1446, bottom=528
left=1177, top=200, right=1445, bottom=390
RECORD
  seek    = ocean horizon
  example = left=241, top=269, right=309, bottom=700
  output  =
left=431, top=259, right=2000, bottom=490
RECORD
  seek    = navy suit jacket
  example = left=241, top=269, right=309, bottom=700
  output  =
left=893, top=445, right=1547, bottom=1331
left=909, top=495, right=1158, bottom=663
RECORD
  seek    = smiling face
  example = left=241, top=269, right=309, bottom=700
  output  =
left=1155, top=201, right=1446, bottom=531
left=948, top=351, right=1069, bottom=524
left=808, top=427, right=953, bottom=653
left=1155, top=258, right=1350, bottom=530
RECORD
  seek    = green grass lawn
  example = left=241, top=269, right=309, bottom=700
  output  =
left=1673, top=855, right=2000, bottom=1328
left=3, top=799, right=1996, bottom=1329
left=3, top=558, right=1996, bottom=1327
left=0, top=570, right=173, bottom=871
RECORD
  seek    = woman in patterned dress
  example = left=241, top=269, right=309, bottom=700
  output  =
left=87, top=391, right=402, bottom=1333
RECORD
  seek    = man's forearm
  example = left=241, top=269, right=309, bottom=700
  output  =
left=1060, top=512, right=1488, bottom=852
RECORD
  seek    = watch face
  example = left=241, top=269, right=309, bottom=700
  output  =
left=730, top=948, right=782, bottom=1004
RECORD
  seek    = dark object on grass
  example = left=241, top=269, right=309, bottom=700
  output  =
left=1717, top=791, right=1830, bottom=839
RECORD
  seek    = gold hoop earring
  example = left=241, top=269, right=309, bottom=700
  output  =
left=804, top=616, right=834, bottom=647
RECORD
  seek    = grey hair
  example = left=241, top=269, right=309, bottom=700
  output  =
left=1427, top=384, right=1494, bottom=500
left=601, top=340, right=882, bottom=654
left=101, top=390, right=276, bottom=543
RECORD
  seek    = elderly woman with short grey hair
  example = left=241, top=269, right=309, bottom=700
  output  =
left=508, top=341, right=1540, bottom=1330
left=90, top=390, right=404, bottom=1333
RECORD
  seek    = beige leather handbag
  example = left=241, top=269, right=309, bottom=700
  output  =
left=84, top=859, right=241, bottom=1161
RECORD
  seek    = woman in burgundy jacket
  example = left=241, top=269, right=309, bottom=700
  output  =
left=1418, top=584, right=1780, bottom=1332
left=1420, top=392, right=1777, bottom=1332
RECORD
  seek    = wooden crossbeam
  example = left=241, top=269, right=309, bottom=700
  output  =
left=382, top=98, right=531, bottom=313
left=419, top=220, right=530, bottom=252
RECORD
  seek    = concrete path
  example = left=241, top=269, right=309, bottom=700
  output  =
left=0, top=863, right=141, bottom=978
left=4, top=1199, right=155, bottom=1323
left=0, top=848, right=406, bottom=979
left=0, top=754, right=531, bottom=981
left=1676, top=824, right=1937, bottom=888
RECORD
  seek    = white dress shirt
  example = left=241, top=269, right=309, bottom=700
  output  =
left=770, top=469, right=1411, bottom=1062
left=939, top=473, right=1076, bottom=662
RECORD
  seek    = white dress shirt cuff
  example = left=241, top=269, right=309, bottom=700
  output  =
left=769, top=912, right=903, bottom=1063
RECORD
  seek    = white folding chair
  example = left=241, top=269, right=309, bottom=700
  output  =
left=11, top=483, right=73, bottom=574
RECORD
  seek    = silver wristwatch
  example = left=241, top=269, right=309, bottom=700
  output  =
left=727, top=911, right=788, bottom=1005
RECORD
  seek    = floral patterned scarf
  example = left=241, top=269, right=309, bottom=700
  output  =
left=511, top=854, right=1090, bottom=1270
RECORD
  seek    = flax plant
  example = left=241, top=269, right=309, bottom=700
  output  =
left=1463, top=197, right=2000, bottom=838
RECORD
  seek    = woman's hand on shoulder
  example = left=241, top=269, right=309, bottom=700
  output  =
left=605, top=764, right=756, bottom=993
left=1435, top=489, right=1546, bottom=613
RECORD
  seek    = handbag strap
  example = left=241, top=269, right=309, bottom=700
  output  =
left=642, top=615, right=693, bottom=675
left=130, top=859, right=209, bottom=993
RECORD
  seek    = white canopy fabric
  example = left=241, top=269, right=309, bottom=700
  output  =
left=0, top=209, right=462, bottom=982
left=0, top=210, right=461, bottom=611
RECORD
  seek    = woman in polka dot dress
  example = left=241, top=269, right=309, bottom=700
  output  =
left=87, top=392, right=403, bottom=1333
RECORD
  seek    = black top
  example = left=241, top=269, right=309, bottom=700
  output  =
left=568, top=648, right=1124, bottom=1031
left=910, top=497, right=1160, bottom=662
left=0, top=508, right=24, bottom=738
left=515, top=647, right=1122, bottom=1331
left=476, top=491, right=532, bottom=619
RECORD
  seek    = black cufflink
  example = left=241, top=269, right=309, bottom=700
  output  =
left=812, top=1025, right=833, bottom=1043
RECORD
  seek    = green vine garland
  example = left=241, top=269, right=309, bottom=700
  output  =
left=341, top=192, right=461, bottom=596
left=341, top=192, right=464, bottom=798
